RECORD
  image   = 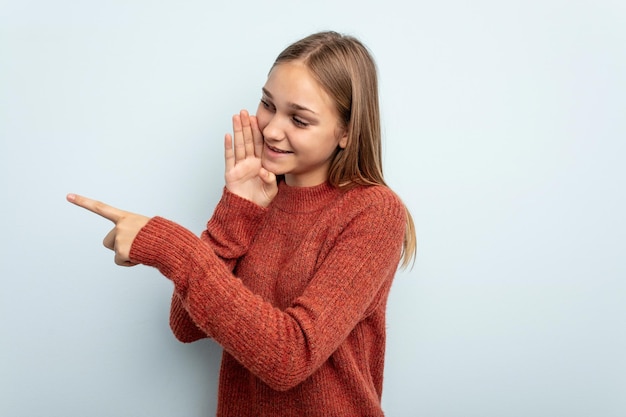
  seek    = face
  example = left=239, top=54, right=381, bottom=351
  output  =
left=256, top=61, right=348, bottom=187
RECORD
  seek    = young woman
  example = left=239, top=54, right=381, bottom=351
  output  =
left=68, top=31, right=416, bottom=417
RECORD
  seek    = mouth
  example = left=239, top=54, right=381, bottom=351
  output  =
left=265, top=143, right=293, bottom=154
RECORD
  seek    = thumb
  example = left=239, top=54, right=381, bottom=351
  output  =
left=259, top=167, right=277, bottom=186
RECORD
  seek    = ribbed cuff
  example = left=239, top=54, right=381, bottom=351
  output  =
left=130, top=216, right=203, bottom=293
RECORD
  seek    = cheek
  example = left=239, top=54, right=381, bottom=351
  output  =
left=256, top=104, right=269, bottom=131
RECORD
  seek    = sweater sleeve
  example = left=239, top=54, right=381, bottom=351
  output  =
left=168, top=187, right=268, bottom=342
left=201, top=187, right=269, bottom=271
left=130, top=192, right=405, bottom=391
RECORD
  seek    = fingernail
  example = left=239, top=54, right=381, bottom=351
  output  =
left=67, top=193, right=76, bottom=201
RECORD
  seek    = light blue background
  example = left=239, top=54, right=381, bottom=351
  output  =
left=1, top=1, right=624, bottom=416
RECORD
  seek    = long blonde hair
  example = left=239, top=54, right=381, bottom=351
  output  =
left=273, top=31, right=417, bottom=268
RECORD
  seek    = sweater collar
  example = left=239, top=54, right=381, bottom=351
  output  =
left=272, top=180, right=341, bottom=213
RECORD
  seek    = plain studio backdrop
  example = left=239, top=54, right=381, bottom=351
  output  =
left=1, top=1, right=624, bottom=416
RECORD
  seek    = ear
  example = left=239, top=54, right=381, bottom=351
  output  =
left=338, top=131, right=348, bottom=149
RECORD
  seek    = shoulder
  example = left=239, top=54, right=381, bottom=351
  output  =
left=334, top=184, right=406, bottom=230
left=342, top=184, right=404, bottom=213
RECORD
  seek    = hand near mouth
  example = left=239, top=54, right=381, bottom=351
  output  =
left=224, top=110, right=278, bottom=207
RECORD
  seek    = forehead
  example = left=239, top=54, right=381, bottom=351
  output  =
left=264, top=61, right=335, bottom=111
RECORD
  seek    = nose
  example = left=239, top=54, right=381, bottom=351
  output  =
left=261, top=115, right=286, bottom=142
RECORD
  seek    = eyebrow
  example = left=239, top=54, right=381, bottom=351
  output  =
left=262, top=88, right=318, bottom=115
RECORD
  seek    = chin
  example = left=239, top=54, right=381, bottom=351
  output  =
left=261, top=159, right=285, bottom=176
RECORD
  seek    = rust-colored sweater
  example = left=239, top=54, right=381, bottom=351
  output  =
left=129, top=180, right=405, bottom=417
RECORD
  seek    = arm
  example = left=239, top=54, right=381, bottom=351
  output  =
left=168, top=189, right=267, bottom=342
left=129, top=192, right=405, bottom=391
left=200, top=187, right=268, bottom=271
left=170, top=110, right=274, bottom=341
left=66, top=110, right=279, bottom=344
left=200, top=109, right=275, bottom=269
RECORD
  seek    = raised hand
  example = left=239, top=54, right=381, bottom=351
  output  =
left=66, top=194, right=150, bottom=266
left=224, top=110, right=277, bottom=207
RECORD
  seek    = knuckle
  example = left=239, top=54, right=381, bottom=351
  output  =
left=93, top=200, right=106, bottom=213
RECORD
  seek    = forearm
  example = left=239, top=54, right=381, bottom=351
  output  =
left=169, top=292, right=209, bottom=342
left=201, top=187, right=268, bottom=270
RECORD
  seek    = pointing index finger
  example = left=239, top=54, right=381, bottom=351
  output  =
left=66, top=193, right=124, bottom=223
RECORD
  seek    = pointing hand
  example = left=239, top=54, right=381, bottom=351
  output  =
left=67, top=194, right=150, bottom=266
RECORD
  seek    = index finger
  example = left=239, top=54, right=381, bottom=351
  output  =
left=66, top=193, right=124, bottom=223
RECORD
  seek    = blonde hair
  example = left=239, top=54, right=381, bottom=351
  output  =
left=273, top=31, right=417, bottom=268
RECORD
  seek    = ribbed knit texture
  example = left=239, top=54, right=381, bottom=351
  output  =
left=130, top=180, right=406, bottom=417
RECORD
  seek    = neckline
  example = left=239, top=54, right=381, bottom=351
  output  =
left=272, top=180, right=341, bottom=213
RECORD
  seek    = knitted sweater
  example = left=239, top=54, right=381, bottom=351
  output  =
left=129, top=180, right=406, bottom=417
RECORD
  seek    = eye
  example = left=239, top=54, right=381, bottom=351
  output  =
left=260, top=98, right=275, bottom=112
left=292, top=116, right=309, bottom=127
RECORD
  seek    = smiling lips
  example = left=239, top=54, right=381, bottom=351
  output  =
left=266, top=143, right=293, bottom=154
